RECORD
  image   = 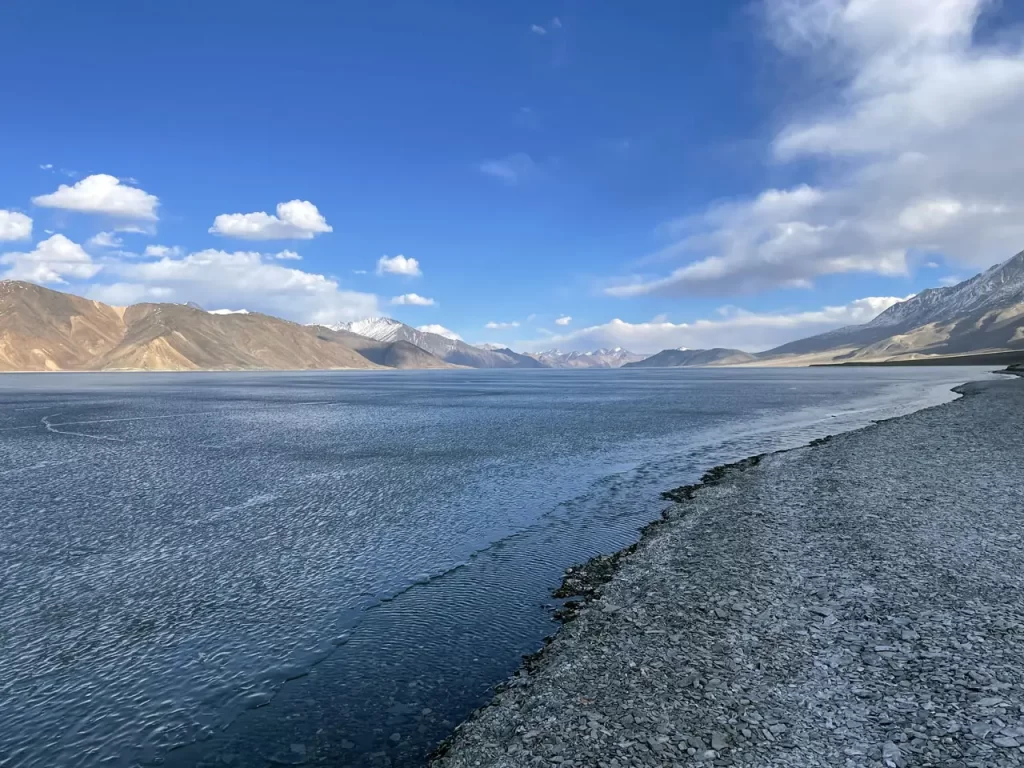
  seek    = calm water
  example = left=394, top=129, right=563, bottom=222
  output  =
left=0, top=367, right=988, bottom=767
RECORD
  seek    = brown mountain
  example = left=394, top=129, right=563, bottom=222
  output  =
left=0, top=281, right=453, bottom=372
left=761, top=249, right=1024, bottom=365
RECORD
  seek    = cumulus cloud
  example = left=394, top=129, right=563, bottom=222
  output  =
left=377, top=254, right=421, bottom=276
left=209, top=200, right=333, bottom=240
left=609, top=0, right=1024, bottom=297
left=485, top=320, right=520, bottom=329
left=478, top=153, right=537, bottom=185
left=555, top=315, right=572, bottom=326
left=1, top=234, right=101, bottom=284
left=87, top=231, right=123, bottom=249
left=417, top=324, right=462, bottom=340
left=90, top=248, right=377, bottom=324
left=0, top=210, right=32, bottom=241
left=273, top=249, right=302, bottom=260
left=32, top=174, right=159, bottom=220
left=391, top=293, right=436, bottom=306
left=517, top=295, right=909, bottom=354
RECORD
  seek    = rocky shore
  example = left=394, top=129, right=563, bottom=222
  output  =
left=433, top=377, right=1024, bottom=767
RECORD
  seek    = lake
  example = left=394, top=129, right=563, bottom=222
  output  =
left=0, top=367, right=986, bottom=767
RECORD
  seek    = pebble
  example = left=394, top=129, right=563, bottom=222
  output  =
left=433, top=380, right=1024, bottom=768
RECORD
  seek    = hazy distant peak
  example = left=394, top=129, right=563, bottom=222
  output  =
left=335, top=316, right=545, bottom=368
left=530, top=347, right=645, bottom=368
left=623, top=348, right=756, bottom=368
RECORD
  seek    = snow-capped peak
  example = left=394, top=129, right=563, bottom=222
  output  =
left=332, top=316, right=405, bottom=341
left=209, top=308, right=250, bottom=315
left=868, top=249, right=1024, bottom=330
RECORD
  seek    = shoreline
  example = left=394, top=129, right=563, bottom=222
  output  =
left=432, top=371, right=1023, bottom=766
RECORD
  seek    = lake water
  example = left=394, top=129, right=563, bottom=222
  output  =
left=0, top=367, right=988, bottom=767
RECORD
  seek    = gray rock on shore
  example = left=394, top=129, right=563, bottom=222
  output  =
left=433, top=379, right=1024, bottom=767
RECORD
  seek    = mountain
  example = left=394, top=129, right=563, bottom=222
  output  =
left=764, top=249, right=1024, bottom=363
left=529, top=348, right=647, bottom=369
left=0, top=281, right=453, bottom=371
left=318, top=327, right=453, bottom=369
left=622, top=348, right=758, bottom=368
left=334, top=317, right=547, bottom=368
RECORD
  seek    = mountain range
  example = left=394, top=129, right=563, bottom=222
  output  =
left=0, top=281, right=449, bottom=372
left=528, top=348, right=646, bottom=369
left=623, top=348, right=758, bottom=368
left=761, top=249, right=1024, bottom=364
left=331, top=318, right=545, bottom=368
left=2, top=248, right=1024, bottom=372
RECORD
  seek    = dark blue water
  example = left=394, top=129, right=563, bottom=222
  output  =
left=0, top=367, right=988, bottom=767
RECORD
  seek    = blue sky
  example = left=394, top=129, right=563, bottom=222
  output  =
left=2, top=0, right=1023, bottom=352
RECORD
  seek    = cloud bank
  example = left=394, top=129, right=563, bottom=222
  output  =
left=607, top=0, right=1024, bottom=298
left=518, top=295, right=908, bottom=354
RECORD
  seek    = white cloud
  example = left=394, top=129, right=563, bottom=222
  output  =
left=273, top=249, right=302, bottom=261
left=209, top=200, right=333, bottom=240
left=417, top=324, right=462, bottom=340
left=485, top=320, right=520, bottom=329
left=377, top=254, right=421, bottom=276
left=87, top=231, right=123, bottom=249
left=91, top=248, right=377, bottom=324
left=115, top=224, right=154, bottom=235
left=143, top=244, right=183, bottom=258
left=32, top=174, right=159, bottom=220
left=391, top=293, right=436, bottom=306
left=517, top=295, right=909, bottom=354
left=478, top=153, right=537, bottom=185
left=610, top=0, right=1024, bottom=297
left=1, top=234, right=101, bottom=284
left=555, top=315, right=572, bottom=326
left=353, top=269, right=368, bottom=275
left=531, top=17, right=561, bottom=35
left=938, top=275, right=963, bottom=286
left=39, top=163, right=53, bottom=171
left=0, top=210, right=32, bottom=241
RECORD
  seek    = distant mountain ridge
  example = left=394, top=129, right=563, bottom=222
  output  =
left=333, top=317, right=546, bottom=368
left=764, top=249, right=1024, bottom=363
left=529, top=347, right=647, bottom=368
left=623, top=348, right=757, bottom=368
left=0, top=281, right=452, bottom=372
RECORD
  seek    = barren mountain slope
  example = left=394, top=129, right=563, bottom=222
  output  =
left=93, top=304, right=385, bottom=371
left=0, top=281, right=127, bottom=370
left=765, top=250, right=1024, bottom=362
left=0, top=281, right=456, bottom=371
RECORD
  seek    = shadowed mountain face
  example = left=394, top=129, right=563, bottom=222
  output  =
left=764, top=250, right=1024, bottom=363
left=0, top=281, right=453, bottom=371
left=334, top=318, right=547, bottom=368
left=622, top=348, right=757, bottom=368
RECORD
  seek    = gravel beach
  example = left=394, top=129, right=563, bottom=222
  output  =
left=433, top=377, right=1024, bottom=768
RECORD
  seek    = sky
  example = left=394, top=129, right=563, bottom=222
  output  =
left=2, top=0, right=1023, bottom=353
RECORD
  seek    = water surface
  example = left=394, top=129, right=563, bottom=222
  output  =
left=0, top=367, right=986, bottom=767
